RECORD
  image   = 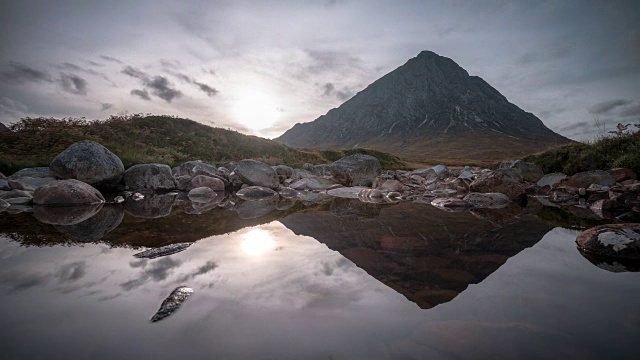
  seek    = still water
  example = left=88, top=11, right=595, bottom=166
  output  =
left=0, top=197, right=639, bottom=359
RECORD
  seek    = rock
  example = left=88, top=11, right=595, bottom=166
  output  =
left=275, top=197, right=296, bottom=211
left=113, top=196, right=124, bottom=203
left=33, top=179, right=104, bottom=206
left=411, top=168, right=436, bottom=179
left=33, top=203, right=103, bottom=225
left=0, top=189, right=33, bottom=202
left=537, top=173, right=568, bottom=188
left=187, top=187, right=217, bottom=199
left=188, top=175, right=225, bottom=191
left=7, top=167, right=51, bottom=180
left=278, top=187, right=300, bottom=199
left=123, top=193, right=176, bottom=219
left=151, top=286, right=194, bottom=323
left=236, top=186, right=278, bottom=200
left=432, top=164, right=449, bottom=179
left=49, top=140, right=124, bottom=188
left=327, top=187, right=366, bottom=199
left=316, top=164, right=332, bottom=176
left=53, top=204, right=124, bottom=242
left=0, top=198, right=9, bottom=210
left=576, top=223, right=640, bottom=260
left=124, top=164, right=175, bottom=191
left=0, top=179, right=9, bottom=191
left=330, top=154, right=382, bottom=187
left=220, top=161, right=237, bottom=173
left=463, top=192, right=511, bottom=209
left=500, top=160, right=544, bottom=182
left=377, top=179, right=404, bottom=192
left=562, top=170, right=615, bottom=188
left=548, top=188, right=577, bottom=203
left=607, top=168, right=636, bottom=183
left=234, top=159, right=279, bottom=189
left=172, top=160, right=219, bottom=178
left=8, top=176, right=56, bottom=191
left=303, top=163, right=320, bottom=175
left=235, top=196, right=278, bottom=219
left=272, top=165, right=294, bottom=182
left=458, top=170, right=474, bottom=180
left=493, top=168, right=523, bottom=182
left=469, top=171, right=525, bottom=202
left=430, top=197, right=473, bottom=211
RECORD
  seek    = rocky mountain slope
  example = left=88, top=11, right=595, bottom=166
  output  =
left=276, top=51, right=572, bottom=162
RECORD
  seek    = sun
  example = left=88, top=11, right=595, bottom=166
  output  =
left=232, top=89, right=281, bottom=132
left=240, top=228, right=276, bottom=257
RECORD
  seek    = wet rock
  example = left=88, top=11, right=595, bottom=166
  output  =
left=49, top=140, right=124, bottom=188
left=134, top=243, right=193, bottom=259
left=0, top=198, right=10, bottom=210
left=234, top=159, right=279, bottom=189
left=430, top=197, right=473, bottom=211
left=188, top=186, right=217, bottom=199
left=7, top=176, right=56, bottom=191
left=330, top=154, right=382, bottom=187
left=576, top=223, right=640, bottom=260
left=579, top=252, right=640, bottom=273
left=548, top=188, right=577, bottom=203
left=469, top=171, right=525, bottom=202
left=607, top=168, right=636, bottom=183
left=33, top=179, right=104, bottom=206
left=124, top=193, right=176, bottom=218
left=113, top=196, right=125, bottom=203
left=150, top=286, right=194, bottom=323
left=124, top=163, right=176, bottom=191
left=0, top=189, right=33, bottom=203
left=54, top=204, right=124, bottom=242
left=188, top=175, right=225, bottom=191
left=296, top=191, right=333, bottom=206
left=327, top=187, right=366, bottom=199
left=500, top=160, right=544, bottom=183
left=235, top=196, right=278, bottom=219
left=536, top=173, right=568, bottom=188
left=276, top=197, right=296, bottom=211
left=378, top=179, right=404, bottom=192
left=562, top=170, right=615, bottom=188
left=329, top=197, right=381, bottom=219
left=33, top=203, right=103, bottom=225
left=428, top=189, right=458, bottom=197
left=236, top=186, right=278, bottom=200
left=8, top=167, right=51, bottom=180
left=463, top=192, right=511, bottom=209
left=278, top=187, right=300, bottom=199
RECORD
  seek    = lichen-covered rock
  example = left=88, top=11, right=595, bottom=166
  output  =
left=236, top=186, right=278, bottom=200
left=499, top=160, right=544, bottom=183
left=330, top=154, right=382, bottom=187
left=576, top=223, right=640, bottom=260
left=234, top=159, right=279, bottom=189
left=463, top=192, right=511, bottom=209
left=33, top=179, right=104, bottom=206
left=562, top=170, right=615, bottom=189
left=469, top=171, right=525, bottom=202
left=124, top=164, right=176, bottom=191
left=49, top=140, right=124, bottom=188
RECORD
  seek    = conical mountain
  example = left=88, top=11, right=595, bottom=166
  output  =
left=276, top=51, right=572, bottom=162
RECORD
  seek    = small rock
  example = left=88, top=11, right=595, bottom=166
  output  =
left=377, top=179, right=404, bottom=192
left=236, top=186, right=278, bottom=200
left=430, top=197, right=473, bottom=211
left=537, top=173, right=568, bottom=188
left=113, top=196, right=125, bottom=203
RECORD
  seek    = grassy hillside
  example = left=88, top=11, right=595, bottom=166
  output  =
left=0, top=115, right=406, bottom=174
left=523, top=131, right=640, bottom=175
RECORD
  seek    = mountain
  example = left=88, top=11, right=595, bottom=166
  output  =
left=276, top=50, right=572, bottom=162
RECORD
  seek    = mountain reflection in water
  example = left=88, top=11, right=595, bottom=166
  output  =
left=1, top=193, right=639, bottom=359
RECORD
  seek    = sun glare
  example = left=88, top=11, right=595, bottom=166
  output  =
left=240, top=228, right=276, bottom=257
left=232, top=90, right=281, bottom=132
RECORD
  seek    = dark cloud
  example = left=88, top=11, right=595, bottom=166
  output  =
left=320, top=82, right=355, bottom=101
left=120, top=257, right=182, bottom=291
left=0, top=97, right=28, bottom=116
left=0, top=61, right=53, bottom=84
left=122, top=66, right=150, bottom=81
left=146, top=76, right=182, bottom=102
left=194, top=81, right=218, bottom=97
left=56, top=62, right=111, bottom=81
left=167, top=70, right=218, bottom=97
left=201, top=68, right=216, bottom=76
left=620, top=104, right=640, bottom=117
left=56, top=261, right=87, bottom=284
left=176, top=260, right=218, bottom=283
left=85, top=60, right=104, bottom=67
left=99, top=55, right=123, bottom=64
left=588, top=99, right=632, bottom=114
left=59, top=73, right=88, bottom=95
left=557, top=121, right=590, bottom=133
left=0, top=271, right=49, bottom=292
left=101, top=102, right=114, bottom=111
left=130, top=89, right=151, bottom=100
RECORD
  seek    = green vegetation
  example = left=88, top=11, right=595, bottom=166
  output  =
left=523, top=131, right=640, bottom=175
left=0, top=115, right=406, bottom=174
left=317, top=148, right=407, bottom=170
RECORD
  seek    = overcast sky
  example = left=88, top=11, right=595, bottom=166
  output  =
left=1, top=0, right=639, bottom=140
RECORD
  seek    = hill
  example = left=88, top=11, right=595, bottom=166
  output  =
left=0, top=114, right=406, bottom=174
left=276, top=50, right=573, bottom=162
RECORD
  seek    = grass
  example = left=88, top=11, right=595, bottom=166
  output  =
left=0, top=115, right=406, bottom=175
left=523, top=131, right=640, bottom=175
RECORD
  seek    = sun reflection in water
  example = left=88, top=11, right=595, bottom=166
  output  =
left=240, top=228, right=276, bottom=256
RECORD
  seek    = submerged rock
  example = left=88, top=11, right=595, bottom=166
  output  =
left=235, top=196, right=278, bottom=219
left=430, top=197, right=474, bottom=212
left=150, top=286, right=194, bottom=323
left=124, top=193, right=176, bottom=219
left=576, top=223, right=640, bottom=260
left=49, top=140, right=124, bottom=188
left=187, top=187, right=217, bottom=200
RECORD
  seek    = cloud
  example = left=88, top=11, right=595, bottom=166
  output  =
left=168, top=70, right=219, bottom=97
left=176, top=260, right=218, bottom=283
left=0, top=61, right=54, bottom=84
left=0, top=97, right=28, bottom=116
left=304, top=49, right=364, bottom=75
left=194, top=81, right=219, bottom=97
left=146, top=76, right=182, bottom=102
left=122, top=66, right=150, bottom=81
left=320, top=82, right=355, bottom=101
left=59, top=73, right=88, bottom=95
left=120, top=257, right=182, bottom=291
left=101, top=102, right=114, bottom=111
left=0, top=271, right=50, bottom=292
left=620, top=104, right=640, bottom=117
left=160, top=59, right=181, bottom=69
left=55, top=261, right=87, bottom=284
left=99, top=55, right=123, bottom=64
left=588, top=99, right=632, bottom=114
left=56, top=62, right=111, bottom=81
left=130, top=89, right=151, bottom=100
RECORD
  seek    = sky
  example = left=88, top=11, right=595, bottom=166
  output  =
left=1, top=0, right=639, bottom=141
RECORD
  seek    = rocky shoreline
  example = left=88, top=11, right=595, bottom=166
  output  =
left=1, top=140, right=639, bottom=261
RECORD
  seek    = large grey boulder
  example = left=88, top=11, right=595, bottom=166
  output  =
left=8, top=176, right=56, bottom=191
left=33, top=179, right=104, bottom=206
left=469, top=171, right=525, bottom=202
left=562, top=170, right=615, bottom=188
left=330, top=154, right=382, bottom=187
left=188, top=175, right=225, bottom=191
left=124, top=164, right=176, bottom=190
left=500, top=160, right=544, bottom=183
left=432, top=164, right=449, bottom=179
left=8, top=167, right=51, bottom=180
left=576, top=223, right=640, bottom=260
left=234, top=159, right=279, bottom=189
left=49, top=140, right=124, bottom=188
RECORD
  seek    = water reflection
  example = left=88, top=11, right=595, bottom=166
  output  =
left=240, top=228, right=276, bottom=256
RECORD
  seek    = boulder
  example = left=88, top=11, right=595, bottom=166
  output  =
left=562, top=170, right=615, bottom=189
left=0, top=179, right=9, bottom=191
left=463, top=192, right=511, bottom=209
left=53, top=204, right=124, bottom=242
left=316, top=164, right=332, bottom=176
left=33, top=179, right=104, bottom=206
left=8, top=167, right=51, bottom=180
left=172, top=160, right=219, bottom=178
left=432, top=165, right=449, bottom=179
left=576, top=223, right=640, bottom=260
left=607, top=168, right=636, bottom=183
left=303, top=163, right=320, bottom=175
left=272, top=165, right=294, bottom=182
left=377, top=179, right=404, bottom=192
left=330, top=154, right=382, bottom=187
left=0, top=189, right=33, bottom=201
left=536, top=173, right=568, bottom=188
left=236, top=186, right=278, bottom=200
left=33, top=203, right=103, bottom=225
left=124, top=164, right=176, bottom=191
left=49, top=140, right=124, bottom=188
left=493, top=168, right=523, bottom=183
left=430, top=198, right=473, bottom=211
left=123, top=193, right=176, bottom=219
left=8, top=176, right=56, bottom=191
left=469, top=171, right=525, bottom=202
left=188, top=175, right=225, bottom=191
left=411, top=168, right=436, bottom=179
left=187, top=186, right=217, bottom=199
left=234, top=159, right=279, bottom=189
left=500, top=160, right=544, bottom=183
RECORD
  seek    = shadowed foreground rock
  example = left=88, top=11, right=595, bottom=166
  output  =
left=150, top=286, right=193, bottom=323
left=53, top=205, right=124, bottom=241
